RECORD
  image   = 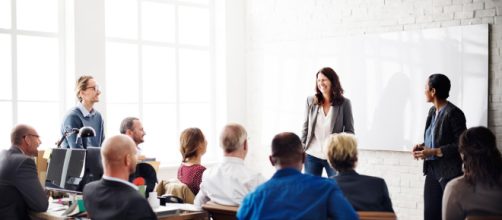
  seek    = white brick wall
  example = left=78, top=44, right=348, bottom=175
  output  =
left=244, top=0, right=502, bottom=219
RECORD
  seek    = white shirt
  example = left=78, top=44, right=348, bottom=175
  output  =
left=306, top=106, right=333, bottom=159
left=77, top=102, right=96, bottom=117
left=102, top=175, right=138, bottom=190
left=194, top=157, right=265, bottom=207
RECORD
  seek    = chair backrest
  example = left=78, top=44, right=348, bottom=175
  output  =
left=358, top=211, right=397, bottom=220
left=156, top=179, right=195, bottom=204
left=201, top=201, right=238, bottom=220
left=465, top=216, right=502, bottom=220
left=129, top=163, right=157, bottom=197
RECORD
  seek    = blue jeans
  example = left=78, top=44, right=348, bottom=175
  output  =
left=304, top=154, right=337, bottom=177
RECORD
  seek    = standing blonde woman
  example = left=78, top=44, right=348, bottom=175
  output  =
left=301, top=67, right=354, bottom=177
left=177, top=128, right=207, bottom=195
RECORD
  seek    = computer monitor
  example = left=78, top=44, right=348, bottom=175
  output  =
left=45, top=148, right=86, bottom=193
left=80, top=147, right=103, bottom=187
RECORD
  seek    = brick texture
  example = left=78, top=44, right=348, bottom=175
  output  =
left=245, top=0, right=502, bottom=219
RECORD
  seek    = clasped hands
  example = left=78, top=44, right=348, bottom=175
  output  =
left=412, top=144, right=442, bottom=160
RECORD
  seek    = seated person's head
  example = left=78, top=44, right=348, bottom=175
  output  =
left=325, top=133, right=358, bottom=172
left=120, top=117, right=145, bottom=146
left=11, top=124, right=41, bottom=157
left=101, top=135, right=138, bottom=176
left=459, top=126, right=502, bottom=186
left=269, top=132, right=304, bottom=170
left=179, top=128, right=207, bottom=162
left=220, top=123, right=247, bottom=157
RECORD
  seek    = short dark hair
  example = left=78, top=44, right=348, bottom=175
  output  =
left=459, top=126, right=502, bottom=187
left=428, top=73, right=451, bottom=100
left=271, top=132, right=304, bottom=165
left=315, top=67, right=345, bottom=106
left=120, top=117, right=139, bottom=134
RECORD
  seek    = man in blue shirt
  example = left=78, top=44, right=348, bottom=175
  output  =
left=237, top=132, right=358, bottom=220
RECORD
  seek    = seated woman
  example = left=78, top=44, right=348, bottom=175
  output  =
left=325, top=133, right=394, bottom=212
left=442, top=126, right=502, bottom=220
left=177, top=128, right=207, bottom=195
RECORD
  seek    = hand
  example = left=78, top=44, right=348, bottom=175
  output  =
left=413, top=148, right=439, bottom=160
left=412, top=144, right=424, bottom=159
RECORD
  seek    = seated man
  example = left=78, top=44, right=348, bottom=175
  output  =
left=83, top=135, right=156, bottom=220
left=326, top=133, right=394, bottom=212
left=237, top=132, right=358, bottom=220
left=120, top=117, right=146, bottom=159
left=194, top=123, right=265, bottom=207
left=0, top=124, right=48, bottom=219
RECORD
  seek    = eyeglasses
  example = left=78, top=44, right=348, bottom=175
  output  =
left=24, top=134, right=40, bottom=139
left=86, top=84, right=100, bottom=92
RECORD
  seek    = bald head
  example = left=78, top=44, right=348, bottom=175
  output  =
left=101, top=135, right=137, bottom=178
left=11, top=124, right=41, bottom=156
left=11, top=124, right=34, bottom=145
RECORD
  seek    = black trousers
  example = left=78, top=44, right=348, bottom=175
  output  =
left=424, top=162, right=452, bottom=220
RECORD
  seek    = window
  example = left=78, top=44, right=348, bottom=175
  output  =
left=0, top=0, right=66, bottom=150
left=105, top=0, right=216, bottom=166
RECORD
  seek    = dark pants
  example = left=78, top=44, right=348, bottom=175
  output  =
left=304, top=154, right=337, bottom=177
left=424, top=162, right=452, bottom=220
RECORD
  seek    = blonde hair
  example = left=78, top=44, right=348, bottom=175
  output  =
left=75, top=75, right=94, bottom=102
left=325, top=133, right=358, bottom=171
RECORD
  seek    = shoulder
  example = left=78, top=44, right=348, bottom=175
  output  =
left=445, top=102, right=465, bottom=116
left=445, top=176, right=467, bottom=191
left=307, top=96, right=318, bottom=105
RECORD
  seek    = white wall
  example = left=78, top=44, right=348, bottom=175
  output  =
left=241, top=1, right=502, bottom=220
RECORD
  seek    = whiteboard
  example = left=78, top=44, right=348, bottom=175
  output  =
left=255, top=24, right=488, bottom=151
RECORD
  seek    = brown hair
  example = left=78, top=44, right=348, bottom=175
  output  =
left=179, top=128, right=205, bottom=162
left=315, top=67, right=345, bottom=106
left=459, top=126, right=502, bottom=187
left=75, top=75, right=94, bottom=102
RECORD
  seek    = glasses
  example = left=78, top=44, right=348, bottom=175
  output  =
left=24, top=134, right=40, bottom=139
left=85, top=84, right=100, bottom=92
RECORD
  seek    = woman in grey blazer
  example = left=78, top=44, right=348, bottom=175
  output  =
left=301, top=67, right=354, bottom=177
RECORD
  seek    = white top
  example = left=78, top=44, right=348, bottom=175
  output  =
left=306, top=106, right=333, bottom=159
left=193, top=156, right=265, bottom=207
left=102, top=175, right=138, bottom=190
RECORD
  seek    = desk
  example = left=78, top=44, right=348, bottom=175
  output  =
left=31, top=202, right=207, bottom=220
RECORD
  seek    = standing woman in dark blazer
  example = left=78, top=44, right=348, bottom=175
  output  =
left=301, top=67, right=354, bottom=177
left=412, top=73, right=466, bottom=220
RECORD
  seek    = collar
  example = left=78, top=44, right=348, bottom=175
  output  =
left=222, top=156, right=245, bottom=164
left=272, top=168, right=302, bottom=178
left=102, top=175, right=138, bottom=190
left=77, top=102, right=96, bottom=117
left=10, top=145, right=25, bottom=155
left=336, top=169, right=358, bottom=176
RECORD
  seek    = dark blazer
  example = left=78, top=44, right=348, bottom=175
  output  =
left=334, top=170, right=394, bottom=212
left=422, top=102, right=466, bottom=180
left=0, top=146, right=48, bottom=220
left=83, top=179, right=156, bottom=220
left=301, top=96, right=354, bottom=150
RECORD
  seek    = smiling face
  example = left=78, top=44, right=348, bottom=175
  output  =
left=317, top=73, right=332, bottom=96
left=79, top=78, right=101, bottom=104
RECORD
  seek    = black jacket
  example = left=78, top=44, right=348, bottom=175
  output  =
left=422, top=102, right=466, bottom=179
left=83, top=179, right=156, bottom=220
left=334, top=170, right=394, bottom=212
